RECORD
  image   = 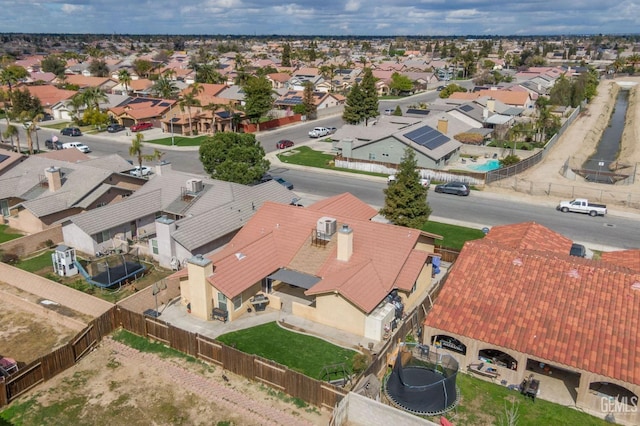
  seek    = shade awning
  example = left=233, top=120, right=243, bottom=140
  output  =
left=267, top=269, right=321, bottom=290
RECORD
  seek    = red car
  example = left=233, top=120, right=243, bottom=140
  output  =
left=131, top=122, right=153, bottom=132
left=276, top=139, right=294, bottom=149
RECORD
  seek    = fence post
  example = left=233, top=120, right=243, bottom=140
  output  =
left=547, top=183, right=551, bottom=196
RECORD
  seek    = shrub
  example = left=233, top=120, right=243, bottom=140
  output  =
left=500, top=154, right=521, bottom=167
left=1, top=251, right=19, bottom=264
left=352, top=353, right=370, bottom=374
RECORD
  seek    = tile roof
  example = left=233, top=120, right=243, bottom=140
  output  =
left=201, top=195, right=435, bottom=311
left=425, top=222, right=640, bottom=385
left=307, top=192, right=378, bottom=220
left=601, top=250, right=640, bottom=273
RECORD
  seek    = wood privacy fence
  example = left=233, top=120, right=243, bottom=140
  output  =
left=1, top=305, right=347, bottom=410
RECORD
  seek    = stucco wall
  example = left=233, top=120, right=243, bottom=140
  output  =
left=0, top=225, right=63, bottom=257
left=313, top=294, right=366, bottom=336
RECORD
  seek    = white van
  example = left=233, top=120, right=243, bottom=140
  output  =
left=62, top=142, right=91, bottom=153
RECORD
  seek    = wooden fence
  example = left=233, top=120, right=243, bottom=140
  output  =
left=0, top=307, right=118, bottom=407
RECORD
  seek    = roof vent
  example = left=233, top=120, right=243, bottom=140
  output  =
left=512, top=258, right=523, bottom=267
left=568, top=269, right=580, bottom=279
left=235, top=252, right=246, bottom=261
left=632, top=282, right=640, bottom=291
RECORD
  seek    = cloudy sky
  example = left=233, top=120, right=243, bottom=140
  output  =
left=3, top=0, right=640, bottom=36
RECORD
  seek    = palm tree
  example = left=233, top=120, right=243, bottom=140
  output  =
left=81, top=86, right=108, bottom=110
left=129, top=133, right=146, bottom=170
left=21, top=111, right=44, bottom=154
left=626, top=54, right=640, bottom=74
left=3, top=125, right=20, bottom=153
left=118, top=69, right=132, bottom=95
left=68, top=94, right=86, bottom=124
left=152, top=75, right=178, bottom=99
left=128, top=132, right=164, bottom=171
left=179, top=83, right=204, bottom=135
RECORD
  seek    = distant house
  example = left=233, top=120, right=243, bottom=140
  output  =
left=61, top=162, right=295, bottom=267
left=20, top=85, right=77, bottom=119
left=108, top=97, right=176, bottom=128
left=333, top=116, right=462, bottom=170
left=423, top=222, right=640, bottom=424
left=174, top=193, right=442, bottom=341
left=274, top=90, right=344, bottom=111
left=0, top=154, right=141, bottom=234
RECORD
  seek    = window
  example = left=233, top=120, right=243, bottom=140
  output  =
left=0, top=199, right=8, bottom=217
left=368, top=153, right=376, bottom=160
left=411, top=281, right=417, bottom=294
left=95, top=230, right=110, bottom=244
left=232, top=295, right=242, bottom=311
left=151, top=239, right=158, bottom=255
left=218, top=293, right=227, bottom=311
left=96, top=202, right=107, bottom=208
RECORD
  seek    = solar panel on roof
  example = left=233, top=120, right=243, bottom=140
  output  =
left=0, top=154, right=9, bottom=163
left=404, top=125, right=450, bottom=150
left=459, top=104, right=474, bottom=112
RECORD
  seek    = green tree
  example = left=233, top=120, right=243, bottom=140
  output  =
left=549, top=75, right=572, bottom=106
left=152, top=75, right=178, bottom=99
left=439, top=83, right=466, bottom=99
left=342, top=82, right=364, bottom=124
left=281, top=43, right=292, bottom=67
left=20, top=111, right=44, bottom=154
left=199, top=132, right=270, bottom=184
left=82, top=107, right=110, bottom=128
left=3, top=125, right=20, bottom=153
left=196, top=64, right=226, bottom=84
left=118, top=69, right=132, bottom=94
left=359, top=68, right=379, bottom=125
left=302, top=81, right=317, bottom=119
left=379, top=148, right=431, bottom=228
left=80, top=86, right=108, bottom=110
left=389, top=72, right=413, bottom=95
left=41, top=54, right=67, bottom=76
left=10, top=87, right=43, bottom=118
left=128, top=133, right=163, bottom=170
left=132, top=58, right=153, bottom=78
left=179, top=83, right=204, bottom=135
left=242, top=76, right=273, bottom=131
left=1, top=64, right=28, bottom=120
left=393, top=105, right=403, bottom=116
left=88, top=59, right=109, bottom=77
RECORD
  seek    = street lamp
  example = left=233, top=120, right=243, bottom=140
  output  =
left=170, top=114, right=176, bottom=146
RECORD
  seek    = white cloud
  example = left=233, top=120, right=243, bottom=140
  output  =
left=345, top=0, right=361, bottom=12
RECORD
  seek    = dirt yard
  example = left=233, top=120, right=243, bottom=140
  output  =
left=2, top=335, right=331, bottom=426
left=0, top=282, right=84, bottom=365
left=486, top=77, right=640, bottom=199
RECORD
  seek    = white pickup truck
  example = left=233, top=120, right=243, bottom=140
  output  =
left=557, top=199, right=607, bottom=217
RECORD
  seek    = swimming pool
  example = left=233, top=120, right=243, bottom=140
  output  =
left=469, top=159, right=500, bottom=172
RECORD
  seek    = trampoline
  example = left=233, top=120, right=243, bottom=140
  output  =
left=384, top=343, right=459, bottom=416
left=75, top=250, right=146, bottom=289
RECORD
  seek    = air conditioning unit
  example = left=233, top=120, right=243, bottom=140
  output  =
left=186, top=179, right=204, bottom=193
left=317, top=217, right=338, bottom=236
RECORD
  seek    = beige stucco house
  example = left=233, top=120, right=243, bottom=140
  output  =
left=175, top=193, right=442, bottom=341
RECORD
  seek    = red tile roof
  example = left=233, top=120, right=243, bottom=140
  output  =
left=425, top=223, right=640, bottom=385
left=194, top=194, right=435, bottom=312
left=601, top=250, right=640, bottom=273
left=485, top=222, right=572, bottom=255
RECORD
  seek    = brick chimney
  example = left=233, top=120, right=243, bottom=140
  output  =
left=45, top=166, right=62, bottom=192
left=437, top=117, right=448, bottom=135
left=337, top=224, right=353, bottom=262
left=185, top=254, right=214, bottom=321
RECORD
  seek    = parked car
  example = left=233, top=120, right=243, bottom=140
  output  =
left=61, top=127, right=82, bottom=136
left=570, top=243, right=587, bottom=258
left=62, top=142, right=91, bottom=153
left=131, top=122, right=153, bottom=132
left=387, top=175, right=430, bottom=187
left=384, top=108, right=393, bottom=115
left=45, top=139, right=63, bottom=150
left=327, top=127, right=337, bottom=134
left=308, top=127, right=330, bottom=138
left=436, top=86, right=446, bottom=91
left=434, top=181, right=470, bottom=196
left=259, top=173, right=273, bottom=183
left=107, top=123, right=125, bottom=133
left=274, top=176, right=293, bottom=190
left=130, top=166, right=152, bottom=177
left=556, top=198, right=607, bottom=217
left=276, top=139, right=294, bottom=149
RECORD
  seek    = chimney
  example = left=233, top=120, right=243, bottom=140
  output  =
left=483, top=108, right=489, bottom=120
left=487, top=98, right=495, bottom=113
left=45, top=166, right=62, bottom=192
left=186, top=254, right=214, bottom=321
left=437, top=117, right=448, bottom=135
left=337, top=224, right=353, bottom=262
left=155, top=160, right=172, bottom=176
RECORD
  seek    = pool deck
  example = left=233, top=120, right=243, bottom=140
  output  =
left=448, top=157, right=500, bottom=172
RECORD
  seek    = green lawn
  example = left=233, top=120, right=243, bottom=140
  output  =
left=145, top=135, right=207, bottom=147
left=435, top=372, right=608, bottom=426
left=277, top=146, right=387, bottom=178
left=0, top=224, right=23, bottom=243
left=422, top=221, right=486, bottom=251
left=216, top=322, right=357, bottom=379
left=13, top=250, right=55, bottom=273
